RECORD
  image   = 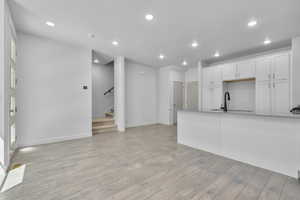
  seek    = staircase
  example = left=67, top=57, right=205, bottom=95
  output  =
left=92, top=117, right=117, bottom=134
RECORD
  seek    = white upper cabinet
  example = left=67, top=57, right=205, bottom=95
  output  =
left=272, top=53, right=290, bottom=81
left=236, top=60, right=255, bottom=79
left=256, top=57, right=272, bottom=82
left=212, top=65, right=222, bottom=84
left=203, top=65, right=222, bottom=87
left=222, top=63, right=236, bottom=81
left=222, top=60, right=255, bottom=81
left=202, top=51, right=291, bottom=115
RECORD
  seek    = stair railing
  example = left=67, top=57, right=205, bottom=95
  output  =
left=104, top=87, right=114, bottom=95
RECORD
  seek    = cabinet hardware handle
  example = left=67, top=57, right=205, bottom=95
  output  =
left=273, top=83, right=275, bottom=88
left=273, top=73, right=275, bottom=79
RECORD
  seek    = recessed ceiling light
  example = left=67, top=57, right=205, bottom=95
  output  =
left=145, top=14, right=154, bottom=21
left=112, top=41, right=119, bottom=46
left=191, top=41, right=199, bottom=48
left=248, top=19, right=257, bottom=27
left=214, top=51, right=220, bottom=57
left=182, top=60, right=188, bottom=66
left=94, top=59, right=99, bottom=63
left=46, top=21, right=55, bottom=27
left=159, top=54, right=165, bottom=60
left=264, top=38, right=272, bottom=45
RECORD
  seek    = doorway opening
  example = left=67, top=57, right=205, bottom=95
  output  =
left=92, top=51, right=116, bottom=134
left=172, top=81, right=184, bottom=125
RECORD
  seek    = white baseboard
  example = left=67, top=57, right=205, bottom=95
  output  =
left=18, top=132, right=92, bottom=147
left=126, top=121, right=158, bottom=128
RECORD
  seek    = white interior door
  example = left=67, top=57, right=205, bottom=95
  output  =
left=173, top=81, right=184, bottom=124
left=186, top=81, right=198, bottom=110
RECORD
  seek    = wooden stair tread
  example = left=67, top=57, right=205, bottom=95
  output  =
left=93, top=117, right=114, bottom=123
left=105, top=112, right=114, bottom=117
left=93, top=127, right=118, bottom=134
left=92, top=124, right=117, bottom=130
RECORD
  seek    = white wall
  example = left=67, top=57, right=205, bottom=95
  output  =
left=0, top=0, right=5, bottom=170
left=0, top=0, right=16, bottom=170
left=17, top=33, right=92, bottom=147
left=292, top=37, right=300, bottom=107
left=224, top=80, right=255, bottom=111
left=114, top=56, right=125, bottom=131
left=198, top=62, right=203, bottom=111
left=125, top=60, right=158, bottom=127
left=92, top=63, right=114, bottom=118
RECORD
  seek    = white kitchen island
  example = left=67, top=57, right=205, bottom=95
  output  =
left=177, top=110, right=300, bottom=178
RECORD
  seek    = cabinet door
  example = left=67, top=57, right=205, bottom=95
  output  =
left=256, top=82, right=272, bottom=114
left=236, top=60, right=255, bottom=79
left=202, top=87, right=211, bottom=110
left=211, top=65, right=222, bottom=84
left=272, top=54, right=290, bottom=81
left=272, top=80, right=290, bottom=115
left=256, top=57, right=272, bottom=82
left=203, top=66, right=222, bottom=87
left=202, top=86, right=222, bottom=110
left=212, top=86, right=223, bottom=110
left=222, top=63, right=236, bottom=81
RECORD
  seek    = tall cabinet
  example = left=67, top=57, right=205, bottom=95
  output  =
left=255, top=53, right=290, bottom=115
left=202, top=66, right=222, bottom=110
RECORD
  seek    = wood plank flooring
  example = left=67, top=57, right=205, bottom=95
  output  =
left=0, top=125, right=299, bottom=200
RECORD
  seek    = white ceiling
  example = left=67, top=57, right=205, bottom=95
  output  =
left=9, top=0, right=300, bottom=68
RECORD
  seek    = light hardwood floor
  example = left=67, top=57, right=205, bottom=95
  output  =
left=1, top=125, right=299, bottom=200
